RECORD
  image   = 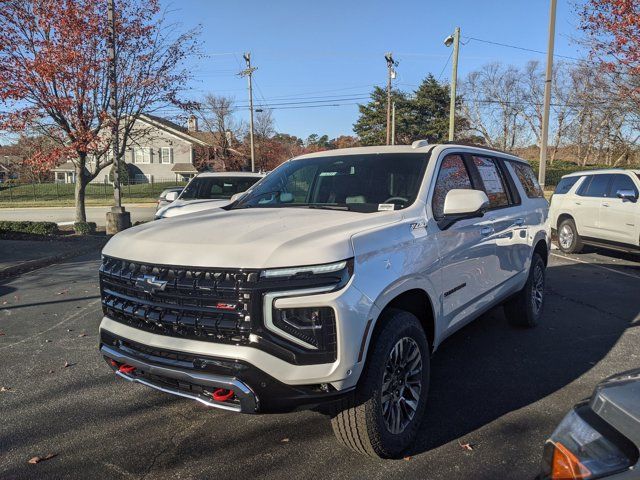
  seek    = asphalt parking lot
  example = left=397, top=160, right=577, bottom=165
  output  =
left=1, top=247, right=639, bottom=480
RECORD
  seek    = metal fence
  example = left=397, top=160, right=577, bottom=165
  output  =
left=0, top=178, right=188, bottom=204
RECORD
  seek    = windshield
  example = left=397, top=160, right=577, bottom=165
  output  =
left=231, top=153, right=429, bottom=212
left=180, top=176, right=261, bottom=201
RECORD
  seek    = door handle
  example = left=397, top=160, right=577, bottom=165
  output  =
left=480, top=226, right=494, bottom=237
left=514, top=218, right=525, bottom=227
left=574, top=201, right=582, bottom=206
left=602, top=203, right=610, bottom=207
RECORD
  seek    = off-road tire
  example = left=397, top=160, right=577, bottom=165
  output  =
left=331, top=309, right=430, bottom=458
left=557, top=218, right=583, bottom=254
left=504, top=253, right=546, bottom=328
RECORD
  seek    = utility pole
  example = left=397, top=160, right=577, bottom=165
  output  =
left=538, top=0, right=557, bottom=189
left=445, top=27, right=461, bottom=141
left=239, top=52, right=257, bottom=172
left=384, top=53, right=397, bottom=146
left=391, top=102, right=396, bottom=145
left=106, top=0, right=130, bottom=234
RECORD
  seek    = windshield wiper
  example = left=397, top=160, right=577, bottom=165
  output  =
left=305, top=204, right=350, bottom=211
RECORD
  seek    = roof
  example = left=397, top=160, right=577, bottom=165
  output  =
left=51, top=161, right=76, bottom=172
left=562, top=168, right=640, bottom=178
left=195, top=171, right=265, bottom=178
left=171, top=163, right=198, bottom=173
left=292, top=143, right=525, bottom=162
left=137, top=114, right=211, bottom=147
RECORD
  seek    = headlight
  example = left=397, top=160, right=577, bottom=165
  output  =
left=261, top=260, right=348, bottom=278
left=271, top=306, right=336, bottom=350
left=541, top=406, right=637, bottom=479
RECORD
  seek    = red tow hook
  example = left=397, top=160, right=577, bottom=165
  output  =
left=212, top=388, right=235, bottom=402
left=118, top=364, right=137, bottom=375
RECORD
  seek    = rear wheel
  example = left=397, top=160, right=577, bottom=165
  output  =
left=504, top=253, right=546, bottom=328
left=557, top=218, right=583, bottom=254
left=331, top=310, right=430, bottom=458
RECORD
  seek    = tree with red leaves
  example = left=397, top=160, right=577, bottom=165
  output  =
left=0, top=0, right=199, bottom=221
left=581, top=0, right=640, bottom=106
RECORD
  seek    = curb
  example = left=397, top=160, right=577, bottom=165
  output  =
left=0, top=240, right=106, bottom=279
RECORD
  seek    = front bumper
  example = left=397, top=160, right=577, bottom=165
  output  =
left=100, top=330, right=353, bottom=413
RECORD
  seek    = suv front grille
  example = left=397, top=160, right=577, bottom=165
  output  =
left=100, top=256, right=260, bottom=344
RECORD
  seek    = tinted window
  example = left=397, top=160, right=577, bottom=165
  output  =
left=432, top=154, right=473, bottom=218
left=577, top=174, right=612, bottom=198
left=471, top=156, right=509, bottom=208
left=233, top=153, right=428, bottom=213
left=608, top=174, right=638, bottom=197
left=512, top=162, right=544, bottom=198
left=555, top=176, right=580, bottom=195
left=180, top=176, right=261, bottom=200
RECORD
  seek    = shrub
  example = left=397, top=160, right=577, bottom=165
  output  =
left=0, top=220, right=58, bottom=236
left=73, top=221, right=97, bottom=235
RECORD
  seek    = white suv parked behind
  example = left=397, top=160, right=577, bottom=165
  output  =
left=549, top=169, right=640, bottom=254
left=99, top=142, right=549, bottom=457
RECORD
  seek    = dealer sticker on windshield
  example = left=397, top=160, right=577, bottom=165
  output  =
left=378, top=203, right=395, bottom=211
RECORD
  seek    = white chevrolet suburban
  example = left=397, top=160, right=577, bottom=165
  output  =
left=549, top=169, right=640, bottom=254
left=99, top=142, right=550, bottom=458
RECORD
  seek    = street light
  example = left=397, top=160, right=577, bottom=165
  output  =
left=444, top=27, right=460, bottom=141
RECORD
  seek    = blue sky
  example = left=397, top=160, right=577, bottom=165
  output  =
left=158, top=0, right=587, bottom=140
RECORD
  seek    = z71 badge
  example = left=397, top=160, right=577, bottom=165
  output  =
left=410, top=221, right=427, bottom=230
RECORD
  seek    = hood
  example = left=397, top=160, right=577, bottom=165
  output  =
left=591, top=368, right=640, bottom=446
left=156, top=198, right=232, bottom=218
left=104, top=207, right=401, bottom=269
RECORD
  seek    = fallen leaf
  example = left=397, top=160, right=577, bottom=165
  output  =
left=280, top=438, right=290, bottom=443
left=403, top=456, right=412, bottom=461
left=28, top=453, right=57, bottom=464
left=458, top=440, right=474, bottom=451
left=48, top=370, right=54, bottom=374
left=2, top=301, right=7, bottom=305
left=77, top=333, right=87, bottom=338
left=63, top=361, right=74, bottom=368
left=56, top=290, right=69, bottom=296
left=0, top=386, right=11, bottom=392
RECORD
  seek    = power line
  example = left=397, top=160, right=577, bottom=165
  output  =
left=437, top=49, right=454, bottom=82
left=464, top=35, right=584, bottom=62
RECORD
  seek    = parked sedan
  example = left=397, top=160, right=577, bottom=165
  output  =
left=156, top=187, right=184, bottom=211
left=154, top=172, right=264, bottom=219
left=539, top=369, right=640, bottom=479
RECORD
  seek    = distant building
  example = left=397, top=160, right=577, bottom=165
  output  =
left=52, top=114, right=219, bottom=184
left=0, top=146, right=21, bottom=182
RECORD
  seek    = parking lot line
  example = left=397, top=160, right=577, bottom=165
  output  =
left=550, top=252, right=640, bottom=281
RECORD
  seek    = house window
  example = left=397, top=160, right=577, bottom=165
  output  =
left=134, top=148, right=151, bottom=164
left=161, top=147, right=173, bottom=164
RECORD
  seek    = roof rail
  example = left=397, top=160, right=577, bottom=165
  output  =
left=442, top=141, right=516, bottom=156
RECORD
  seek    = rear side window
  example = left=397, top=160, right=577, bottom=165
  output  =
left=577, top=174, right=612, bottom=198
left=555, top=176, right=580, bottom=195
left=471, top=156, right=509, bottom=208
left=432, top=154, right=473, bottom=218
left=512, top=162, right=544, bottom=198
left=608, top=174, right=638, bottom=197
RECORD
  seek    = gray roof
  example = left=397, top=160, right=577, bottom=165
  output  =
left=171, top=163, right=198, bottom=173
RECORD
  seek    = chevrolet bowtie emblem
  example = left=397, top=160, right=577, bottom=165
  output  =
left=135, top=275, right=168, bottom=294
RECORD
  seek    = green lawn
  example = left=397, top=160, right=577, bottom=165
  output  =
left=0, top=181, right=186, bottom=207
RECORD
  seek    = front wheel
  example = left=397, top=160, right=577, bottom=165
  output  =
left=331, top=310, right=430, bottom=458
left=504, top=253, right=546, bottom=328
left=557, top=218, right=583, bottom=254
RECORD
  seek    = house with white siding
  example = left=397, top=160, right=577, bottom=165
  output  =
left=52, top=114, right=215, bottom=184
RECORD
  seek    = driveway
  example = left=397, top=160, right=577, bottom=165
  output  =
left=0, top=205, right=156, bottom=226
left=0, top=247, right=639, bottom=479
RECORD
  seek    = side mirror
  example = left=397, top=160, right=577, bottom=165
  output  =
left=616, top=189, right=638, bottom=202
left=280, top=192, right=294, bottom=203
left=165, top=191, right=179, bottom=202
left=439, top=189, right=490, bottom=229
left=229, top=191, right=245, bottom=203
